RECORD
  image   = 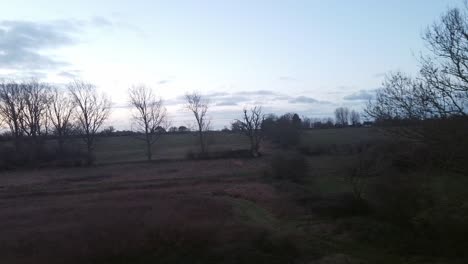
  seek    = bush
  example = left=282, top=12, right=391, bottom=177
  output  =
left=270, top=153, right=308, bottom=183
left=0, top=142, right=88, bottom=170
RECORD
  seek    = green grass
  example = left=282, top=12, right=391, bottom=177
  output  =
left=93, top=132, right=249, bottom=163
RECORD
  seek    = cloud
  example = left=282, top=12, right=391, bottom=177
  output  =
left=216, top=101, right=238, bottom=106
left=91, top=16, right=113, bottom=27
left=234, top=90, right=276, bottom=96
left=0, top=70, right=47, bottom=79
left=0, top=17, right=111, bottom=71
left=343, top=89, right=376, bottom=101
left=57, top=70, right=81, bottom=79
left=289, top=96, right=330, bottom=104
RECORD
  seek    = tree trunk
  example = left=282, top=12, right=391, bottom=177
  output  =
left=146, top=135, right=152, bottom=161
left=58, top=137, right=64, bottom=154
left=86, top=136, right=93, bottom=166
left=198, top=124, right=205, bottom=153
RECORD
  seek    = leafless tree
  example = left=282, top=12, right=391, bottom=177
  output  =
left=20, top=81, right=51, bottom=143
left=185, top=92, right=210, bottom=153
left=68, top=80, right=111, bottom=165
left=334, top=107, right=350, bottom=126
left=419, top=5, right=468, bottom=117
left=128, top=85, right=168, bottom=161
left=0, top=81, right=24, bottom=151
left=365, top=72, right=430, bottom=121
left=49, top=86, right=75, bottom=153
left=236, top=106, right=264, bottom=157
left=350, top=110, right=361, bottom=126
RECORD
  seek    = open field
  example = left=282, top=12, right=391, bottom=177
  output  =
left=0, top=127, right=465, bottom=263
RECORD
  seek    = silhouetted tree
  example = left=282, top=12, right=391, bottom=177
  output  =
left=0, top=81, right=24, bottom=151
left=49, top=86, right=75, bottom=153
left=301, top=116, right=312, bottom=129
left=178, top=125, right=189, bottom=132
left=292, top=113, right=302, bottom=129
left=236, top=106, right=264, bottom=157
left=128, top=85, right=168, bottom=161
left=262, top=113, right=301, bottom=147
left=230, top=120, right=243, bottom=132
left=419, top=5, right=468, bottom=117
left=334, top=107, right=350, bottom=126
left=350, top=110, right=361, bottom=126
left=20, top=81, right=51, bottom=143
left=69, top=80, right=111, bottom=165
left=185, top=92, right=210, bottom=153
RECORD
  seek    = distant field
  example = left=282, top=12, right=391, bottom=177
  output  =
left=93, top=132, right=250, bottom=164
left=94, top=127, right=381, bottom=164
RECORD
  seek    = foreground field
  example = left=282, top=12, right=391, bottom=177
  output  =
left=0, top=128, right=465, bottom=263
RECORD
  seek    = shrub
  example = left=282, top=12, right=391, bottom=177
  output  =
left=270, top=153, right=308, bottom=183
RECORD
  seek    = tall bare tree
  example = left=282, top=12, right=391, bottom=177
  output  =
left=420, top=5, right=468, bottom=117
left=49, top=86, right=75, bottom=153
left=20, top=81, right=51, bottom=143
left=68, top=80, right=111, bottom=165
left=334, top=107, right=350, bottom=126
left=128, top=85, right=168, bottom=161
left=185, top=92, right=210, bottom=153
left=0, top=81, right=24, bottom=151
left=236, top=106, right=264, bottom=157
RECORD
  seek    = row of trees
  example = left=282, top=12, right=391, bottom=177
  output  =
left=0, top=80, right=111, bottom=165
left=0, top=79, right=365, bottom=165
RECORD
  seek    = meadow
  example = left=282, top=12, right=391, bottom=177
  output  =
left=0, top=127, right=466, bottom=264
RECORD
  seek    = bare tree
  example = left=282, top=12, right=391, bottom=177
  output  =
left=128, top=85, right=168, bottom=161
left=334, top=107, right=350, bottom=126
left=365, top=72, right=431, bottom=121
left=185, top=92, right=210, bottom=153
left=236, top=106, right=264, bottom=157
left=420, top=5, right=468, bottom=117
left=68, top=80, right=111, bottom=165
left=20, top=81, right=51, bottom=143
left=350, top=110, right=361, bottom=126
left=49, top=86, right=75, bottom=153
left=0, top=81, right=24, bottom=151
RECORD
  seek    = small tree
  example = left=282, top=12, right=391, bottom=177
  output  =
left=236, top=106, right=264, bottom=157
left=185, top=92, right=210, bottom=153
left=129, top=85, right=168, bottom=161
left=68, top=80, right=111, bottom=165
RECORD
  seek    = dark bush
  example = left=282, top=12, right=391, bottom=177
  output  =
left=0, top=141, right=88, bottom=170
left=262, top=113, right=301, bottom=148
left=270, top=153, right=308, bottom=183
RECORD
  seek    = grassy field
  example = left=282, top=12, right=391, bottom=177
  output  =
left=94, top=132, right=250, bottom=163
left=0, top=127, right=464, bottom=263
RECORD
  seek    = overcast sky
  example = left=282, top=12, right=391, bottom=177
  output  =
left=0, top=0, right=462, bottom=129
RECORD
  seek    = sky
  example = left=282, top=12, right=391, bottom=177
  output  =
left=0, top=0, right=463, bottom=129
